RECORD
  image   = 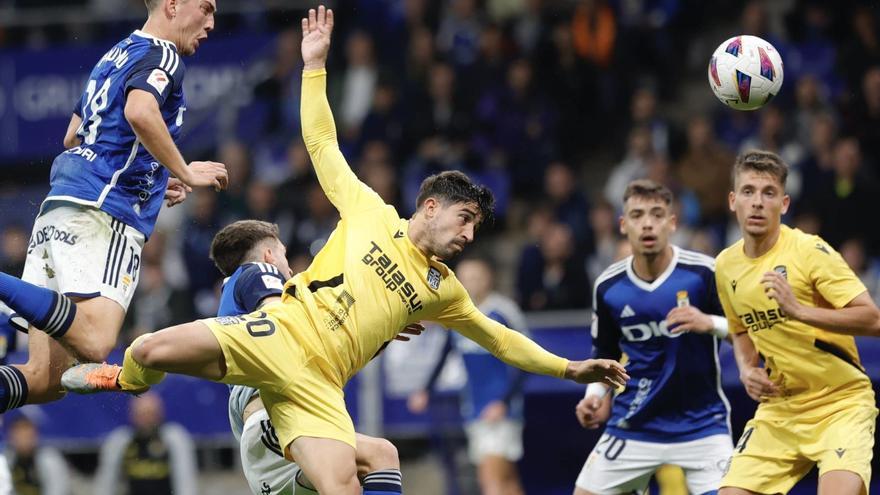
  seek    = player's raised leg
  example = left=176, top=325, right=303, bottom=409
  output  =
left=355, top=435, right=404, bottom=494
left=61, top=320, right=225, bottom=394
left=817, top=470, right=865, bottom=495
left=289, top=436, right=361, bottom=495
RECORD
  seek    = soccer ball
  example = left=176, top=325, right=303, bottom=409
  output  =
left=708, top=35, right=783, bottom=111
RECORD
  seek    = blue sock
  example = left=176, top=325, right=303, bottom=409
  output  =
left=0, top=273, right=76, bottom=338
left=363, top=469, right=402, bottom=494
left=0, top=365, right=28, bottom=412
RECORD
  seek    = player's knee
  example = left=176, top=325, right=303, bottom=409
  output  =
left=371, top=438, right=399, bottom=469
left=357, top=437, right=399, bottom=473
left=75, top=339, right=116, bottom=363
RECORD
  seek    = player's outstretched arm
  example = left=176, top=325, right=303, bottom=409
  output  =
left=300, top=5, right=385, bottom=215
left=124, top=90, right=228, bottom=190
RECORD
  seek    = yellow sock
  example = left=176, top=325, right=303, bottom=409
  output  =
left=118, top=335, right=166, bottom=390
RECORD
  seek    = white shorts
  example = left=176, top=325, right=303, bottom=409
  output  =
left=575, top=433, right=733, bottom=495
left=21, top=204, right=144, bottom=312
left=240, top=408, right=300, bottom=495
left=464, top=419, right=524, bottom=464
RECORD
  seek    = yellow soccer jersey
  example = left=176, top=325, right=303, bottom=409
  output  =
left=282, top=69, right=569, bottom=385
left=715, top=225, right=873, bottom=416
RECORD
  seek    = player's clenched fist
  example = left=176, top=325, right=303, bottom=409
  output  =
left=566, top=359, right=629, bottom=386
left=301, top=5, right=334, bottom=70
left=576, top=394, right=612, bottom=429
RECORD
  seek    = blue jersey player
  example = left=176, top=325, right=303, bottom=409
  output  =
left=574, top=180, right=733, bottom=495
left=0, top=0, right=227, bottom=413
left=408, top=256, right=528, bottom=495
left=211, top=220, right=412, bottom=495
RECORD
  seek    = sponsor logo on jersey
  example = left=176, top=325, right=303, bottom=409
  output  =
left=100, top=46, right=130, bottom=69
left=620, top=320, right=683, bottom=341
left=63, top=145, right=98, bottom=162
left=737, top=307, right=787, bottom=332
left=427, top=267, right=441, bottom=290
left=362, top=241, right=423, bottom=314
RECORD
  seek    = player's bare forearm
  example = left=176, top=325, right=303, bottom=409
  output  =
left=731, top=331, right=759, bottom=370
left=124, top=89, right=191, bottom=183
left=63, top=114, right=83, bottom=148
left=790, top=292, right=880, bottom=336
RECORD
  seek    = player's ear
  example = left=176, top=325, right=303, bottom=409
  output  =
left=781, top=194, right=791, bottom=215
left=728, top=191, right=736, bottom=212
left=669, top=213, right=678, bottom=233
left=618, top=215, right=626, bottom=236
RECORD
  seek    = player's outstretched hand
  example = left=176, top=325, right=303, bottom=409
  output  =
left=666, top=306, right=713, bottom=334
left=566, top=359, right=629, bottom=386
left=164, top=177, right=192, bottom=207
left=186, top=161, right=228, bottom=191
left=575, top=394, right=611, bottom=429
left=740, top=365, right=780, bottom=402
left=394, top=322, right=425, bottom=342
left=301, top=5, right=334, bottom=70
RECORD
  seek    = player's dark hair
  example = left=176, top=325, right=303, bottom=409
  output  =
left=416, top=171, right=495, bottom=227
left=623, top=179, right=673, bottom=206
left=210, top=220, right=280, bottom=276
left=732, top=150, right=788, bottom=188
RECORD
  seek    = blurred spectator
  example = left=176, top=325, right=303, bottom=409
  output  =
left=276, top=140, right=314, bottom=222
left=408, top=61, right=471, bottom=144
left=517, top=221, right=589, bottom=310
left=571, top=0, right=616, bottom=69
left=604, top=126, right=655, bottom=206
left=0, top=226, right=27, bottom=277
left=182, top=190, right=223, bottom=317
left=676, top=116, right=734, bottom=227
left=810, top=138, right=880, bottom=254
left=215, top=140, right=253, bottom=220
left=5, top=415, right=70, bottom=495
left=409, top=256, right=527, bottom=495
left=739, top=106, right=805, bottom=199
left=95, top=393, right=197, bottom=495
left=358, top=141, right=401, bottom=209
left=844, top=66, right=880, bottom=170
left=628, top=87, right=670, bottom=157
left=792, top=75, right=832, bottom=148
left=126, top=260, right=192, bottom=340
left=544, top=162, right=591, bottom=252
left=840, top=238, right=880, bottom=306
left=475, top=58, right=557, bottom=194
left=798, top=112, right=837, bottom=203
left=509, top=0, right=544, bottom=55
left=358, top=79, right=406, bottom=158
left=337, top=30, right=379, bottom=138
left=289, top=182, right=340, bottom=257
left=586, top=200, right=619, bottom=284
left=786, top=2, right=838, bottom=91
left=436, top=0, right=484, bottom=68
left=253, top=28, right=303, bottom=137
left=839, top=7, right=880, bottom=95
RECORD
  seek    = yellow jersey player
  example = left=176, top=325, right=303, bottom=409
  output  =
left=716, top=150, right=880, bottom=495
left=60, top=6, right=629, bottom=495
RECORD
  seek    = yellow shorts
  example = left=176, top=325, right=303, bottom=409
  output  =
left=203, top=308, right=356, bottom=457
left=722, top=404, right=877, bottom=494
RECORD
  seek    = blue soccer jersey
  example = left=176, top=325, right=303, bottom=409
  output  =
left=592, top=246, right=730, bottom=443
left=45, top=30, right=187, bottom=238
left=427, top=293, right=528, bottom=422
left=218, top=262, right=286, bottom=441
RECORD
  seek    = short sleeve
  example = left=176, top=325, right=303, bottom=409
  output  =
left=125, top=44, right=184, bottom=106
left=805, top=236, right=867, bottom=308
left=233, top=264, right=286, bottom=313
left=591, top=283, right=622, bottom=360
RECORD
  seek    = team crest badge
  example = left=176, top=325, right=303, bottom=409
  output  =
left=427, top=267, right=441, bottom=290
left=773, top=265, right=787, bottom=279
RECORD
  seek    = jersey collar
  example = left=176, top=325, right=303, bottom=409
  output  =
left=625, top=245, right=680, bottom=292
left=132, top=29, right=178, bottom=50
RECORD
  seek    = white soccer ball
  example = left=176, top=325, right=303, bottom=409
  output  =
left=708, top=35, right=784, bottom=111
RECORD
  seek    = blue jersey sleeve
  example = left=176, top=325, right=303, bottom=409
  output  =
left=591, top=285, right=622, bottom=360
left=233, top=264, right=286, bottom=313
left=125, top=43, right=185, bottom=106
